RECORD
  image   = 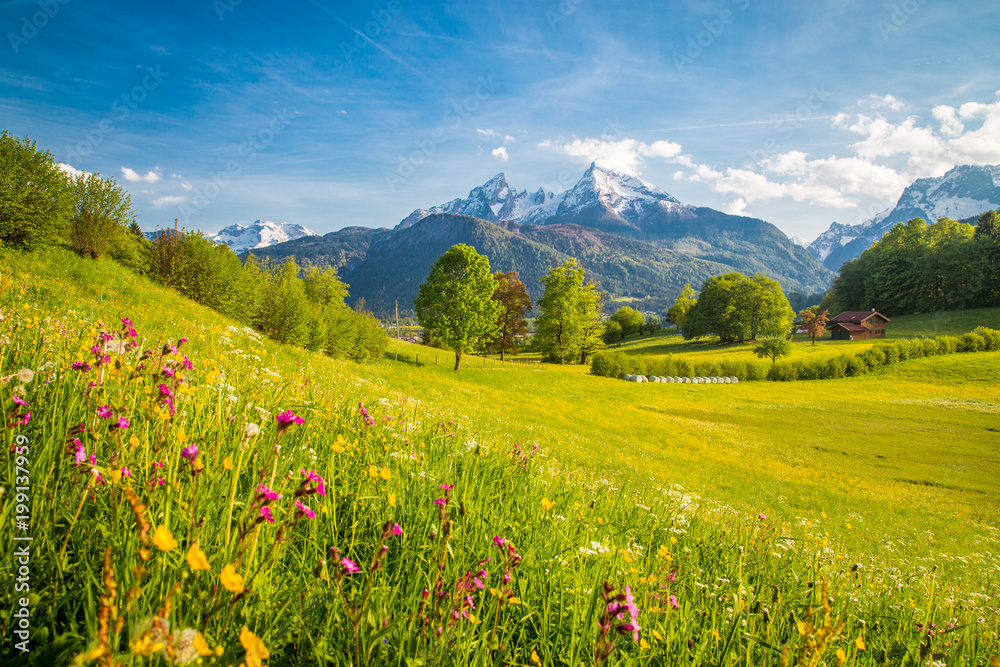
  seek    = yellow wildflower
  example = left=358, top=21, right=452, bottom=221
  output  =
left=221, top=564, right=245, bottom=594
left=240, top=626, right=269, bottom=667
left=186, top=542, right=210, bottom=571
left=836, top=648, right=846, bottom=664
left=368, top=465, right=378, bottom=478
left=855, top=635, right=866, bottom=650
left=653, top=630, right=663, bottom=641
left=640, top=638, right=651, bottom=649
left=388, top=493, right=397, bottom=508
left=670, top=536, right=677, bottom=545
left=223, top=456, right=234, bottom=470
left=380, top=467, right=391, bottom=481
left=658, top=545, right=670, bottom=558
left=531, top=649, right=541, bottom=665
left=541, top=497, right=555, bottom=511
left=193, top=632, right=213, bottom=656
left=152, top=525, right=178, bottom=552
left=129, top=434, right=140, bottom=448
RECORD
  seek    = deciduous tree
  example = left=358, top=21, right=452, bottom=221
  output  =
left=754, top=336, right=791, bottom=365
left=535, top=259, right=603, bottom=364
left=414, top=244, right=501, bottom=371
left=490, top=270, right=531, bottom=361
left=0, top=131, right=74, bottom=249
left=799, top=308, right=829, bottom=345
left=667, top=283, right=696, bottom=331
left=68, top=173, right=136, bottom=259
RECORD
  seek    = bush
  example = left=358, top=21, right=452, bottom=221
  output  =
left=936, top=335, right=958, bottom=355
left=0, top=131, right=74, bottom=249
left=676, top=359, right=694, bottom=378
left=921, top=338, right=939, bottom=357
left=744, top=361, right=769, bottom=381
left=821, top=356, right=848, bottom=379
left=844, top=355, right=868, bottom=376
left=767, top=362, right=798, bottom=381
left=876, top=345, right=899, bottom=365
left=720, top=360, right=748, bottom=380
left=973, top=326, right=1000, bottom=351
left=794, top=359, right=820, bottom=380
left=957, top=332, right=986, bottom=352
left=859, top=346, right=885, bottom=370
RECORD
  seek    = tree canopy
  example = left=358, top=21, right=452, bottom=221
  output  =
left=609, top=307, right=643, bottom=337
left=822, top=214, right=1000, bottom=316
left=0, top=131, right=74, bottom=249
left=490, top=270, right=531, bottom=361
left=414, top=244, right=501, bottom=371
left=535, top=259, right=604, bottom=364
left=667, top=283, right=696, bottom=330
left=683, top=272, right=794, bottom=343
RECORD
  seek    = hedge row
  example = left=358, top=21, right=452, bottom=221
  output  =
left=590, top=327, right=1000, bottom=382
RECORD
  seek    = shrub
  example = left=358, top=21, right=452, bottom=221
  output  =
left=0, top=131, right=74, bottom=250
left=821, top=356, right=847, bottom=379
left=720, top=360, right=748, bottom=380
left=844, top=355, right=868, bottom=376
left=859, top=346, right=885, bottom=370
left=973, top=326, right=1000, bottom=351
left=676, top=359, right=694, bottom=378
left=936, top=335, right=958, bottom=355
left=876, top=345, right=899, bottom=365
left=794, top=359, right=820, bottom=380
left=957, top=332, right=986, bottom=352
left=921, top=338, right=939, bottom=357
left=744, top=361, right=769, bottom=381
left=767, top=362, right=798, bottom=381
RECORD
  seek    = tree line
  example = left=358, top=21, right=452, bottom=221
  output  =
left=822, top=212, right=1000, bottom=316
left=0, top=131, right=386, bottom=361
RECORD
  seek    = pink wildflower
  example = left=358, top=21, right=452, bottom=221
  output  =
left=256, top=484, right=281, bottom=501
left=96, top=405, right=112, bottom=419
left=180, top=445, right=199, bottom=461
left=299, top=468, right=326, bottom=496
left=340, top=557, right=361, bottom=574
left=668, top=594, right=679, bottom=610
left=259, top=506, right=275, bottom=523
left=295, top=500, right=315, bottom=519
left=391, top=523, right=403, bottom=536
left=276, top=410, right=304, bottom=426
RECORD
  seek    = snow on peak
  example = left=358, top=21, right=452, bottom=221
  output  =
left=209, top=219, right=319, bottom=254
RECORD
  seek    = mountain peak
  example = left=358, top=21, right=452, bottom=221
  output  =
left=209, top=219, right=318, bottom=254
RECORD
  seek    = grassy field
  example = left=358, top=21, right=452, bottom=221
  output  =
left=2, top=246, right=999, bottom=665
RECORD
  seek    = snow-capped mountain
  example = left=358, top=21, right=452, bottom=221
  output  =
left=398, top=161, right=698, bottom=235
left=807, top=164, right=1000, bottom=270
left=208, top=220, right=319, bottom=254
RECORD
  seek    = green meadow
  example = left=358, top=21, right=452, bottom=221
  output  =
left=2, top=246, right=999, bottom=665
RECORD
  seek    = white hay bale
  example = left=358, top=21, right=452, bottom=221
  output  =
left=623, top=374, right=633, bottom=381
left=723, top=377, right=731, bottom=384
left=732, top=377, right=739, bottom=384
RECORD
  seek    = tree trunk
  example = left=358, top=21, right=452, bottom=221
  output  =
left=454, top=348, right=462, bottom=371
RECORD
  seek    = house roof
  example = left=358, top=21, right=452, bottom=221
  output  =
left=828, top=322, right=867, bottom=332
left=829, top=311, right=892, bottom=324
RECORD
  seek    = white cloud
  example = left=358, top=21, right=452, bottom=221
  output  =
left=859, top=94, right=904, bottom=111
left=121, top=167, right=161, bottom=183
left=932, top=105, right=964, bottom=136
left=504, top=135, right=515, bottom=144
left=58, top=163, right=84, bottom=177
left=491, top=146, right=509, bottom=162
left=477, top=128, right=498, bottom=138
left=152, top=195, right=187, bottom=208
left=539, top=137, right=683, bottom=174
left=723, top=198, right=748, bottom=215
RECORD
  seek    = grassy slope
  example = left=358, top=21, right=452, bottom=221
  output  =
left=4, top=247, right=999, bottom=665
left=10, top=246, right=999, bottom=559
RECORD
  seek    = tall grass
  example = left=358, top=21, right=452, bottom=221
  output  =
left=1, top=249, right=999, bottom=665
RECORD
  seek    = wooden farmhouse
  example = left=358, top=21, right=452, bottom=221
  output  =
left=826, top=310, right=892, bottom=341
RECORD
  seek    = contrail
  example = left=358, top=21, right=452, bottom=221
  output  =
left=635, top=115, right=838, bottom=133
left=305, top=0, right=425, bottom=80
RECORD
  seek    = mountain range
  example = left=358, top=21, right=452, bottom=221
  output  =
left=246, top=163, right=833, bottom=314
left=806, top=164, right=1000, bottom=271
left=208, top=220, right=318, bottom=254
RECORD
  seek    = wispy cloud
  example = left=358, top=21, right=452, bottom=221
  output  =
left=121, top=167, right=161, bottom=184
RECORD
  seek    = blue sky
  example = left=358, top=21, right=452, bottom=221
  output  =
left=2, top=0, right=998, bottom=240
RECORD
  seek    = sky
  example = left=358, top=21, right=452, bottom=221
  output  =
left=2, top=0, right=998, bottom=242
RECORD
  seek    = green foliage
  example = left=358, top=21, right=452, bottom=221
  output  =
left=489, top=270, right=531, bottom=360
left=535, top=259, right=604, bottom=364
left=684, top=272, right=794, bottom=343
left=610, top=306, right=644, bottom=336
left=826, top=213, right=1000, bottom=316
left=667, top=283, right=696, bottom=330
left=754, top=336, right=792, bottom=365
left=415, top=244, right=501, bottom=370
left=0, top=131, right=74, bottom=249
left=68, top=173, right=136, bottom=259
left=602, top=319, right=622, bottom=344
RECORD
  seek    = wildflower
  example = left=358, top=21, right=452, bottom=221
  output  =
left=300, top=468, right=326, bottom=496
left=439, top=483, right=454, bottom=490
left=96, top=405, right=112, bottom=419
left=220, top=564, right=245, bottom=593
left=276, top=409, right=304, bottom=433
left=391, top=523, right=403, bottom=536
left=180, top=445, right=199, bottom=461
left=14, top=368, right=34, bottom=384
left=72, top=361, right=91, bottom=371
left=340, top=557, right=361, bottom=574
left=186, top=542, right=211, bottom=571
left=758, top=513, right=767, bottom=521
left=256, top=484, right=281, bottom=500
left=387, top=493, right=397, bottom=507
left=121, top=467, right=132, bottom=477
left=668, top=594, right=679, bottom=609
left=73, top=439, right=87, bottom=465
left=855, top=635, right=866, bottom=650
left=653, top=630, right=663, bottom=641
left=259, top=506, right=275, bottom=524
left=171, top=627, right=200, bottom=665
left=129, top=434, right=140, bottom=447
left=244, top=422, right=260, bottom=438
left=295, top=500, right=316, bottom=519
left=380, top=467, right=391, bottom=481
left=113, top=416, right=129, bottom=430
left=624, top=586, right=642, bottom=640
left=433, top=497, right=448, bottom=507
left=239, top=626, right=270, bottom=667
left=541, top=497, right=555, bottom=511
left=223, top=456, right=234, bottom=470
left=192, top=633, right=213, bottom=657
left=132, top=616, right=170, bottom=656
left=640, top=638, right=651, bottom=649
left=152, top=525, right=178, bottom=551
